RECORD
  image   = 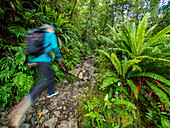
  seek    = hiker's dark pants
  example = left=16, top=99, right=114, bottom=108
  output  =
left=29, top=63, right=55, bottom=101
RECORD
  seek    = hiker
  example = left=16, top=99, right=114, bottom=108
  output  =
left=8, top=24, right=66, bottom=127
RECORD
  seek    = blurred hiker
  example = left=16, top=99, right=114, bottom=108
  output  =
left=8, top=24, right=67, bottom=127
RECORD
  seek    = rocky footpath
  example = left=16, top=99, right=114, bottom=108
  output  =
left=0, top=55, right=98, bottom=128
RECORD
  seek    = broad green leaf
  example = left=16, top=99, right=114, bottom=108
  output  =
left=100, top=77, right=120, bottom=89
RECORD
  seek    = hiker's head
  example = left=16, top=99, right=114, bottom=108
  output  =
left=41, top=24, right=56, bottom=33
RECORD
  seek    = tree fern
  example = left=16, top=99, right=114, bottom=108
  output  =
left=147, top=81, right=170, bottom=108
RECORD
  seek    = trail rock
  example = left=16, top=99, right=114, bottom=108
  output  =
left=45, top=117, right=58, bottom=128
left=68, top=69, right=81, bottom=77
left=73, top=81, right=80, bottom=87
left=31, top=116, right=36, bottom=125
left=39, top=116, right=45, bottom=124
left=57, top=118, right=78, bottom=128
left=63, top=79, right=68, bottom=84
left=42, top=109, right=49, bottom=115
left=78, top=72, right=83, bottom=79
left=20, top=123, right=30, bottom=128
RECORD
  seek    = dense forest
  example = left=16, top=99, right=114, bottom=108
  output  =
left=0, top=0, right=170, bottom=127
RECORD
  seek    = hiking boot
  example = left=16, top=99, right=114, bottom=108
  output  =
left=47, top=90, right=59, bottom=98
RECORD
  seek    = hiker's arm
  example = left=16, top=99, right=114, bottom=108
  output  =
left=51, top=34, right=63, bottom=60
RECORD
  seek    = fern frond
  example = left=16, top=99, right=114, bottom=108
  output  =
left=161, top=115, right=170, bottom=127
left=130, top=72, right=170, bottom=86
left=100, top=77, right=120, bottom=89
left=111, top=53, right=122, bottom=76
left=0, top=8, right=4, bottom=13
left=8, top=24, right=27, bottom=38
left=100, top=50, right=122, bottom=76
left=123, top=59, right=141, bottom=78
left=107, top=24, right=119, bottom=41
left=143, top=25, right=170, bottom=49
left=12, top=72, right=27, bottom=87
left=127, top=80, right=138, bottom=100
left=99, top=35, right=119, bottom=48
left=136, top=12, right=148, bottom=56
left=111, top=99, right=137, bottom=109
left=144, top=24, right=157, bottom=42
left=136, top=56, right=170, bottom=66
left=147, top=81, right=170, bottom=108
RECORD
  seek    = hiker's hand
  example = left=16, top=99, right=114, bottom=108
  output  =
left=27, top=63, right=37, bottom=67
left=57, top=59, right=62, bottom=63
left=57, top=59, right=69, bottom=72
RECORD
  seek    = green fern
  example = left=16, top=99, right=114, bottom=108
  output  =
left=130, top=72, right=170, bottom=86
left=127, top=80, right=138, bottom=100
left=161, top=115, right=170, bottom=128
left=0, top=8, right=4, bottom=13
left=136, top=12, right=148, bottom=56
left=107, top=24, right=120, bottom=41
left=99, top=35, right=119, bottom=48
left=111, top=99, right=137, bottom=109
left=100, top=77, right=120, bottom=89
left=143, top=25, right=170, bottom=50
left=144, top=24, right=157, bottom=42
left=147, top=81, right=170, bottom=108
left=100, top=50, right=122, bottom=76
left=8, top=24, right=27, bottom=39
left=123, top=59, right=141, bottom=78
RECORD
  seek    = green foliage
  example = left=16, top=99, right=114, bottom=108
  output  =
left=146, top=109, right=170, bottom=127
left=147, top=81, right=170, bottom=109
left=8, top=24, right=27, bottom=40
left=130, top=72, right=170, bottom=86
left=0, top=45, right=34, bottom=110
left=78, top=89, right=138, bottom=128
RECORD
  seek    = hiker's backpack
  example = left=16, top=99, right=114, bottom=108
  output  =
left=24, top=27, right=50, bottom=57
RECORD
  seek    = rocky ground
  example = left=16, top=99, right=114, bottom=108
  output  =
left=0, top=55, right=98, bottom=128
